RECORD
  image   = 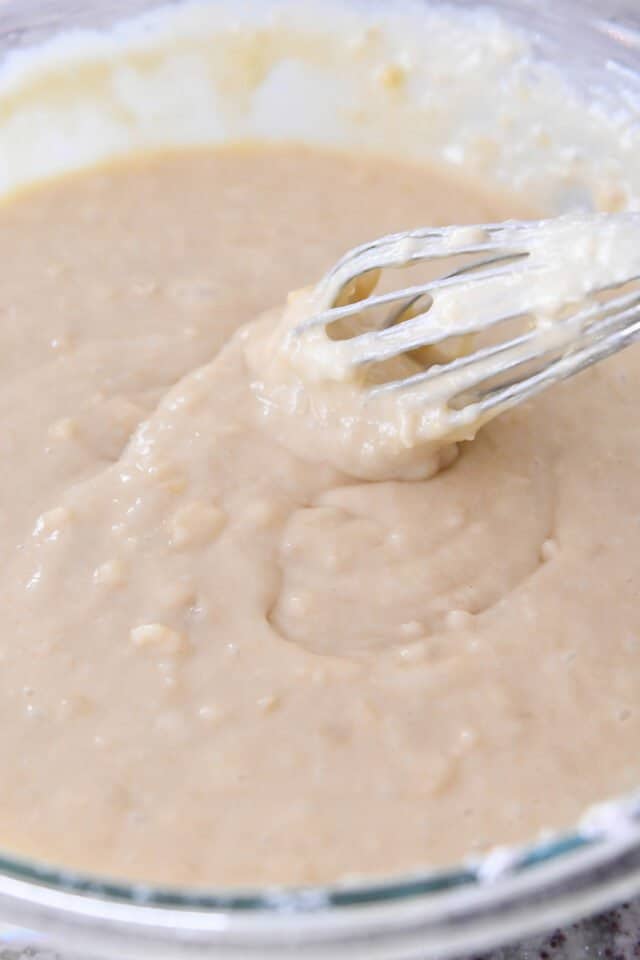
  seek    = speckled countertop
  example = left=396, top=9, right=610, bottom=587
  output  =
left=472, top=903, right=640, bottom=960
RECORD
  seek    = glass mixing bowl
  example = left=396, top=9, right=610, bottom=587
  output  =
left=0, top=1, right=639, bottom=956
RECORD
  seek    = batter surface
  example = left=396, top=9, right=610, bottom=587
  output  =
left=1, top=144, right=640, bottom=887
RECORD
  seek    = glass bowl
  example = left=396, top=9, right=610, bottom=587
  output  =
left=0, top=1, right=639, bottom=956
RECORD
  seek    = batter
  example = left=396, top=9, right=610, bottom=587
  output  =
left=0, top=143, right=639, bottom=887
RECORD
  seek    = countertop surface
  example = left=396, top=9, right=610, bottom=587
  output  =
left=475, top=902, right=640, bottom=960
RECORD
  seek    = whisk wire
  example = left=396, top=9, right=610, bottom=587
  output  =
left=294, top=214, right=640, bottom=435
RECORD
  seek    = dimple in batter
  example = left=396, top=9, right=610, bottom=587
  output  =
left=1, top=145, right=640, bottom=887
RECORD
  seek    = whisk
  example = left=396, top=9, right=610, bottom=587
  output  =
left=292, top=213, right=640, bottom=434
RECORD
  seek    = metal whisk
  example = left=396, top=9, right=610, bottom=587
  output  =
left=292, top=213, right=640, bottom=433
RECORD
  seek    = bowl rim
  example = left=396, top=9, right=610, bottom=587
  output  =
left=1, top=814, right=640, bottom=957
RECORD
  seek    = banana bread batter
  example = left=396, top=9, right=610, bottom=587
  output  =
left=1, top=145, right=640, bottom=887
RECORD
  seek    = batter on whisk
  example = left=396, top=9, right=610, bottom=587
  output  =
left=247, top=214, right=640, bottom=481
